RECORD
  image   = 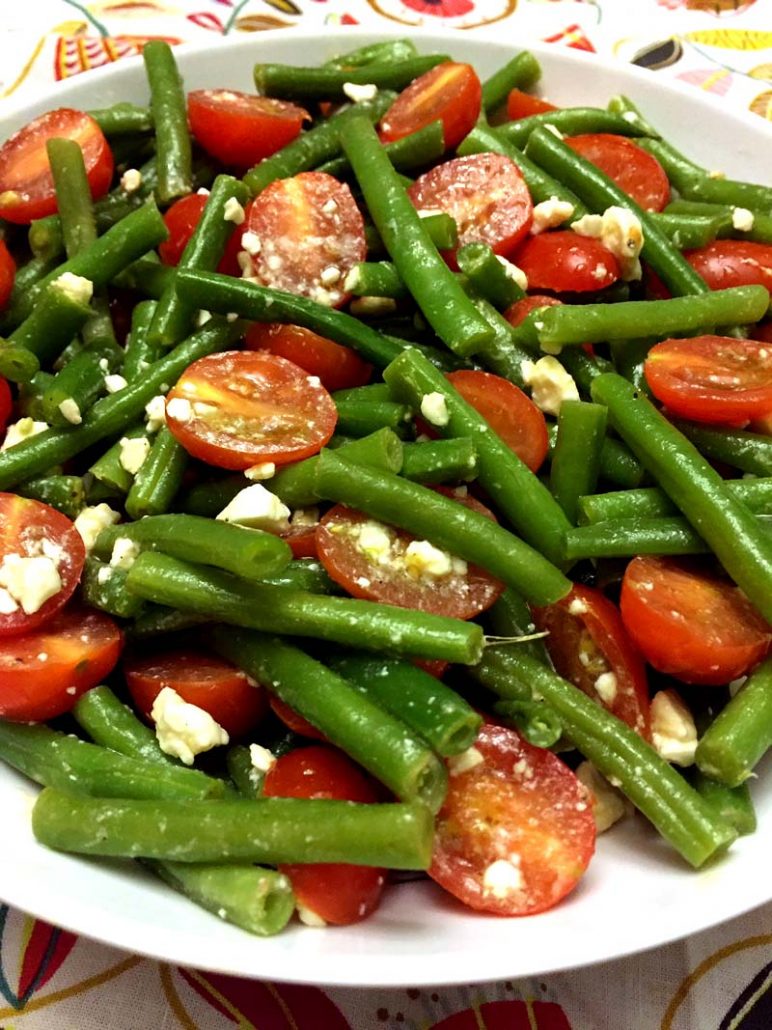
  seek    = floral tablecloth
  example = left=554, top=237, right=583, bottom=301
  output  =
left=1, top=1, right=771, bottom=1027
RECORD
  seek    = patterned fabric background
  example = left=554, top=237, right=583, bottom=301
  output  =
left=0, top=1, right=771, bottom=1027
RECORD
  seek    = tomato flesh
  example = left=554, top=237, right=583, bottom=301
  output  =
left=188, top=89, right=308, bottom=169
left=124, top=648, right=267, bottom=738
left=0, top=378, right=12, bottom=436
left=513, top=231, right=620, bottom=292
left=503, top=293, right=562, bottom=328
left=429, top=724, right=595, bottom=916
left=264, top=745, right=385, bottom=925
left=644, top=335, right=772, bottom=424
left=269, top=696, right=327, bottom=741
left=0, top=109, right=113, bottom=224
left=159, top=194, right=207, bottom=267
left=0, top=240, right=15, bottom=311
left=506, top=89, right=556, bottom=120
left=565, top=134, right=670, bottom=212
left=685, top=240, right=772, bottom=292
left=165, top=351, right=338, bottom=470
left=380, top=62, right=481, bottom=150
left=0, top=607, right=122, bottom=722
left=245, top=323, right=372, bottom=392
left=620, top=556, right=771, bottom=686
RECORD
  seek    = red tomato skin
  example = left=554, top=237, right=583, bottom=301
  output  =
left=0, top=377, right=12, bottom=434
left=644, top=336, right=772, bottom=424
left=506, top=89, right=557, bottom=120
left=245, top=323, right=372, bottom=392
left=264, top=746, right=385, bottom=925
left=188, top=90, right=308, bottom=169
left=159, top=194, right=207, bottom=267
left=532, top=584, right=651, bottom=738
left=429, top=724, right=595, bottom=916
left=513, top=231, right=621, bottom=292
left=0, top=607, right=123, bottom=722
left=620, top=556, right=771, bottom=686
left=685, top=240, right=772, bottom=292
left=269, top=695, right=327, bottom=741
left=565, top=134, right=670, bottom=212
left=124, top=649, right=267, bottom=738
left=380, top=62, right=482, bottom=150
left=0, top=241, right=15, bottom=311
left=503, top=293, right=562, bottom=328
left=0, top=109, right=113, bottom=224
left=284, top=523, right=319, bottom=560
left=408, top=154, right=533, bottom=264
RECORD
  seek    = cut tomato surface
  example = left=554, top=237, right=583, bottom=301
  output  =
left=684, top=240, right=772, bottom=292
left=565, top=134, right=670, bottom=212
left=264, top=745, right=385, bottom=925
left=429, top=723, right=595, bottom=916
left=506, top=89, right=557, bottom=120
left=0, top=607, right=122, bottom=721
left=408, top=153, right=533, bottom=262
left=245, top=322, right=372, bottom=392
left=0, top=240, right=15, bottom=310
left=620, top=555, right=771, bottom=686
left=446, top=369, right=549, bottom=473
left=0, top=108, right=113, bottom=224
left=532, top=584, right=650, bottom=737
left=165, top=351, right=338, bottom=470
left=380, top=61, right=481, bottom=150
left=188, top=89, right=308, bottom=169
left=316, top=492, right=504, bottom=621
left=242, top=171, right=365, bottom=306
left=0, top=494, right=85, bottom=638
left=124, top=648, right=267, bottom=738
left=513, top=231, right=620, bottom=292
left=644, top=335, right=772, bottom=424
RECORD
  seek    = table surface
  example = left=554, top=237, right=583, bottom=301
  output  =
left=1, top=1, right=771, bottom=1027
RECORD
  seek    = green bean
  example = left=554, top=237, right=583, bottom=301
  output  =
left=524, top=127, right=708, bottom=297
left=563, top=516, right=714, bottom=560
left=670, top=420, right=772, bottom=477
left=578, top=477, right=772, bottom=524
left=550, top=401, right=607, bottom=524
left=0, top=722, right=223, bottom=802
left=561, top=346, right=614, bottom=396
left=33, top=789, right=434, bottom=869
left=605, top=94, right=662, bottom=137
left=696, top=657, right=772, bottom=787
left=345, top=261, right=408, bottom=299
left=113, top=254, right=175, bottom=300
left=314, top=448, right=570, bottom=606
left=89, top=424, right=149, bottom=496
left=649, top=211, right=726, bottom=250
left=546, top=423, right=644, bottom=488
left=318, top=120, right=445, bottom=178
left=123, top=300, right=161, bottom=382
left=0, top=254, right=59, bottom=331
left=42, top=349, right=116, bottom=428
left=89, top=103, right=153, bottom=136
left=258, top=559, right=338, bottom=594
left=499, top=108, right=649, bottom=149
left=401, top=439, right=478, bottom=484
left=74, top=686, right=172, bottom=765
left=332, top=384, right=392, bottom=404
left=0, top=341, right=39, bottom=384
left=466, top=294, right=537, bottom=390
left=489, top=587, right=552, bottom=665
left=493, top=698, right=563, bottom=749
left=690, top=771, right=757, bottom=836
left=227, top=745, right=261, bottom=798
left=143, top=41, right=192, bottom=203
left=457, top=243, right=525, bottom=309
left=28, top=217, right=65, bottom=262
left=339, top=114, right=494, bottom=357
left=665, top=199, right=772, bottom=245
left=213, top=628, right=447, bottom=812
left=254, top=55, right=449, bottom=101
left=125, top=427, right=188, bottom=520
left=7, top=278, right=92, bottom=370
left=609, top=337, right=654, bottom=395
left=325, top=38, right=418, bottom=68
left=326, top=652, right=481, bottom=757
left=383, top=347, right=573, bottom=567
left=46, top=138, right=98, bottom=258
left=129, top=605, right=210, bottom=639
left=334, top=398, right=412, bottom=437
left=481, top=51, right=541, bottom=114
left=16, top=474, right=85, bottom=519
left=82, top=557, right=147, bottom=618
left=418, top=210, right=459, bottom=251
left=591, top=373, right=772, bottom=623
left=95, top=513, right=291, bottom=581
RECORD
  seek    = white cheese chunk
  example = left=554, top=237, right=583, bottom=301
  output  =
left=57, top=397, right=82, bottom=425
left=151, top=687, right=229, bottom=766
left=244, top=462, right=276, bottom=482
left=572, top=206, right=644, bottom=281
left=223, top=196, right=245, bottom=224
left=118, top=436, right=151, bottom=475
left=651, top=689, right=698, bottom=767
left=594, top=671, right=618, bottom=706
left=531, top=196, right=575, bottom=235
left=297, top=903, right=327, bottom=927
left=404, top=539, right=455, bottom=579
left=216, top=484, right=291, bottom=533
left=73, top=504, right=120, bottom=553
left=144, top=394, right=167, bottom=433
left=495, top=254, right=529, bottom=291
left=482, top=856, right=523, bottom=898
left=195, top=309, right=213, bottom=327
left=355, top=520, right=394, bottom=564
left=420, top=391, right=450, bottom=427
left=104, top=373, right=128, bottom=394
left=120, top=168, right=142, bottom=193
left=576, top=761, right=626, bottom=833
left=521, top=356, right=579, bottom=416
left=732, top=207, right=755, bottom=232
left=0, top=588, right=18, bottom=614
left=249, top=743, right=277, bottom=775
left=342, top=81, right=378, bottom=103
left=52, top=272, right=93, bottom=305
left=109, top=536, right=141, bottom=571
left=448, top=746, right=484, bottom=776
left=166, top=397, right=193, bottom=423
left=1, top=418, right=49, bottom=451
left=349, top=296, right=397, bottom=317
left=240, top=231, right=262, bottom=256
left=0, top=553, right=62, bottom=615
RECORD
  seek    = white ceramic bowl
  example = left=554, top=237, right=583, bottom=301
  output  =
left=0, top=28, right=770, bottom=988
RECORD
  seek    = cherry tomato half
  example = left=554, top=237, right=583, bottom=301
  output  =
left=0, top=240, right=16, bottom=311
left=0, top=607, right=123, bottom=721
left=269, top=695, right=327, bottom=741
left=264, top=745, right=385, bottom=925
left=644, top=335, right=772, bottom=424
left=565, top=134, right=670, bottom=212
left=0, top=378, right=12, bottom=436
left=188, top=89, right=308, bottom=169
left=513, top=231, right=620, bottom=293
left=380, top=62, right=481, bottom=150
left=243, top=172, right=365, bottom=306
left=503, top=293, right=562, bottom=328
left=532, top=584, right=650, bottom=737
left=245, top=323, right=372, bottom=392
left=158, top=194, right=207, bottom=267
left=684, top=240, right=772, bottom=292
left=506, top=89, right=556, bottom=120
left=165, top=351, right=338, bottom=470
left=429, top=724, right=596, bottom=916
left=124, top=648, right=267, bottom=738
left=620, top=556, right=771, bottom=686
left=408, top=153, right=533, bottom=262
left=0, top=109, right=113, bottom=224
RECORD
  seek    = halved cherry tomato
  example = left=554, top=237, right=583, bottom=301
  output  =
left=158, top=194, right=207, bottom=267
left=408, top=154, right=533, bottom=262
left=0, top=377, right=12, bottom=435
left=187, top=89, right=308, bottom=169
left=0, top=240, right=15, bottom=310
left=429, top=723, right=595, bottom=916
left=245, top=323, right=372, bottom=392
left=269, top=695, right=327, bottom=741
left=532, top=584, right=650, bottom=737
left=380, top=62, right=481, bottom=150
left=620, top=556, right=771, bottom=686
left=446, top=370, right=549, bottom=473
left=0, top=607, right=122, bottom=721
left=506, top=89, right=557, bottom=121
left=124, top=648, right=267, bottom=738
left=243, top=172, right=365, bottom=305
left=316, top=492, right=504, bottom=621
left=0, top=494, right=85, bottom=638
left=503, top=293, right=562, bottom=328
left=752, top=321, right=772, bottom=345
left=282, top=520, right=319, bottom=560
left=684, top=240, right=772, bottom=292
left=512, top=231, right=620, bottom=292
left=165, top=351, right=338, bottom=470
left=565, top=134, right=670, bottom=212
left=264, top=745, right=385, bottom=925
left=644, top=335, right=772, bottom=424
left=0, top=109, right=113, bottom=224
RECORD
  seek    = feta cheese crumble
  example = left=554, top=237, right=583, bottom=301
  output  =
left=1, top=418, right=49, bottom=451
left=240, top=231, right=261, bottom=256
left=296, top=904, right=327, bottom=927
left=244, top=462, right=276, bottom=482
left=166, top=397, right=193, bottom=423
left=73, top=504, right=120, bottom=553
left=404, top=539, right=456, bottom=579
left=572, top=206, right=644, bottom=281
left=420, top=392, right=450, bottom=427
left=0, top=553, right=62, bottom=614
left=151, top=687, right=229, bottom=766
left=482, top=856, right=523, bottom=898
left=495, top=254, right=529, bottom=291
left=120, top=168, right=142, bottom=193
left=594, top=671, right=618, bottom=706
left=52, top=272, right=93, bottom=305
left=732, top=207, right=755, bottom=232
left=144, top=394, right=167, bottom=433
left=109, top=537, right=141, bottom=571
left=57, top=398, right=82, bottom=425
left=342, top=81, right=378, bottom=103
left=216, top=484, right=291, bottom=533
left=530, top=196, right=575, bottom=235
left=576, top=761, right=626, bottom=833
left=118, top=436, right=151, bottom=475
left=223, top=197, right=245, bottom=224
left=521, top=356, right=579, bottom=416
left=448, top=747, right=484, bottom=776
left=104, top=373, right=128, bottom=395
left=650, top=689, right=698, bottom=767
left=249, top=743, right=277, bottom=774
